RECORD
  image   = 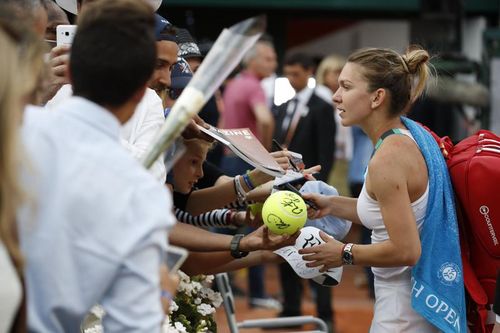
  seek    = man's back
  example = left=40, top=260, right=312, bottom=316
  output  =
left=19, top=97, right=174, bottom=332
left=222, top=71, right=265, bottom=136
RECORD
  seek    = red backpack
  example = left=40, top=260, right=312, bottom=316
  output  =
left=429, top=129, right=500, bottom=332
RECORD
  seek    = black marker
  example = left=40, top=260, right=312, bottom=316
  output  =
left=272, top=139, right=300, bottom=172
left=283, top=182, right=318, bottom=210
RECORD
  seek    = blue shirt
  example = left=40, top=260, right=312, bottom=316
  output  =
left=19, top=97, right=176, bottom=333
left=348, top=126, right=373, bottom=184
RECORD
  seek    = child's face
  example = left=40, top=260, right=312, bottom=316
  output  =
left=172, top=143, right=208, bottom=193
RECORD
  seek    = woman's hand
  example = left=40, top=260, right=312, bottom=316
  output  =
left=298, top=231, right=345, bottom=271
left=301, top=193, right=333, bottom=219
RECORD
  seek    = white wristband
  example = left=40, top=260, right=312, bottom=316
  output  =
left=234, top=176, right=247, bottom=203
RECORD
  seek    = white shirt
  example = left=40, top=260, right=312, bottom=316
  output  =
left=281, top=86, right=314, bottom=133
left=293, top=85, right=314, bottom=109
left=46, top=84, right=167, bottom=182
left=19, top=97, right=175, bottom=333
left=357, top=130, right=429, bottom=280
left=0, top=241, right=22, bottom=333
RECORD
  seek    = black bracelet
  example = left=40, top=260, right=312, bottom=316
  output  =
left=230, top=234, right=249, bottom=259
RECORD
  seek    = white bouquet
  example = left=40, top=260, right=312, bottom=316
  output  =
left=163, top=271, right=223, bottom=333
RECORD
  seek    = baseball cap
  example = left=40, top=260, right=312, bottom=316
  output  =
left=300, top=181, right=352, bottom=240
left=154, top=14, right=176, bottom=42
left=274, top=226, right=343, bottom=287
left=176, top=28, right=202, bottom=59
left=55, top=0, right=162, bottom=15
left=167, top=58, right=193, bottom=100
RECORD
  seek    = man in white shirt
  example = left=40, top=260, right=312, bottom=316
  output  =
left=18, top=1, right=175, bottom=332
left=44, top=12, right=178, bottom=182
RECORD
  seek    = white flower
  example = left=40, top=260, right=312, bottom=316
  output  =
left=194, top=298, right=202, bottom=305
left=211, top=292, right=223, bottom=308
left=178, top=271, right=190, bottom=284
left=178, top=280, right=194, bottom=296
left=197, top=303, right=215, bottom=316
left=174, top=322, right=188, bottom=333
left=169, top=300, right=179, bottom=314
left=204, top=275, right=214, bottom=284
left=191, top=281, right=203, bottom=293
left=199, top=287, right=223, bottom=308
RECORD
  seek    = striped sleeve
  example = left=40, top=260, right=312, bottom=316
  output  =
left=175, top=208, right=236, bottom=229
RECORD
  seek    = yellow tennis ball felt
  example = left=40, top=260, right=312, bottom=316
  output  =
left=262, top=190, right=307, bottom=235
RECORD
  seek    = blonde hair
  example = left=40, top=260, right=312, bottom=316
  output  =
left=0, top=18, right=46, bottom=274
left=315, top=54, right=346, bottom=86
left=347, top=45, right=433, bottom=115
left=0, top=26, right=25, bottom=273
left=183, top=138, right=214, bottom=154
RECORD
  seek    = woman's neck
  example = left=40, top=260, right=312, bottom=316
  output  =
left=362, top=117, right=405, bottom=145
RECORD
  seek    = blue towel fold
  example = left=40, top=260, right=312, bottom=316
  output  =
left=402, top=117, right=466, bottom=332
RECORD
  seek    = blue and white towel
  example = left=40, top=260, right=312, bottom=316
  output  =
left=402, top=117, right=466, bottom=333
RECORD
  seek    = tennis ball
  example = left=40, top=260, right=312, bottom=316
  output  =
left=262, top=190, right=307, bottom=235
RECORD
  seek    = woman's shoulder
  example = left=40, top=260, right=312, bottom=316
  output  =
left=375, top=133, right=420, bottom=160
left=369, top=135, right=421, bottom=178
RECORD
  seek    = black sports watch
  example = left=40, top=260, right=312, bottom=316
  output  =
left=230, top=234, right=249, bottom=259
left=342, top=243, right=354, bottom=265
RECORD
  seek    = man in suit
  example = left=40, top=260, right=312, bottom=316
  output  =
left=274, top=53, right=336, bottom=182
left=274, top=52, right=336, bottom=332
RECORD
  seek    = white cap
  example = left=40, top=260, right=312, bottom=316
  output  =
left=55, top=0, right=162, bottom=15
left=274, top=226, right=343, bottom=287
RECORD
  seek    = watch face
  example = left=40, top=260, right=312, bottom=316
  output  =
left=343, top=251, right=352, bottom=264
